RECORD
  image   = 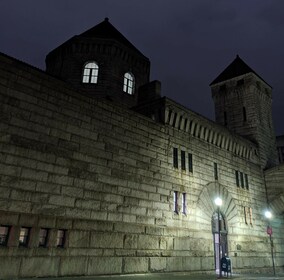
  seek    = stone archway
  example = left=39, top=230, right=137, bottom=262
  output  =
left=195, top=181, right=239, bottom=230
left=195, top=182, right=238, bottom=273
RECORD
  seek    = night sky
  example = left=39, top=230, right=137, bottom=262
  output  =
left=1, top=0, right=283, bottom=135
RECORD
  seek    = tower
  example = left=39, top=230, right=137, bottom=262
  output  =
left=210, top=55, right=278, bottom=169
left=45, top=18, right=151, bottom=107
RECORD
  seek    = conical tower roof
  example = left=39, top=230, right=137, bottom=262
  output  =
left=210, top=55, right=270, bottom=87
left=79, top=17, right=144, bottom=56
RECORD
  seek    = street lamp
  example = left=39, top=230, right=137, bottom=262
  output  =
left=265, top=210, right=275, bottom=276
left=215, top=197, right=222, bottom=277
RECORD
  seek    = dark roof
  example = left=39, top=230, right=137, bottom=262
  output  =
left=79, top=18, right=144, bottom=56
left=210, top=55, right=270, bottom=87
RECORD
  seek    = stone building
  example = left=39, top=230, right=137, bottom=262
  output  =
left=0, top=18, right=283, bottom=278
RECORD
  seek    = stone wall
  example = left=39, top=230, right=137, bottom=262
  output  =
left=0, top=52, right=283, bottom=278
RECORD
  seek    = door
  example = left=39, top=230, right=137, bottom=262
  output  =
left=212, top=211, right=228, bottom=274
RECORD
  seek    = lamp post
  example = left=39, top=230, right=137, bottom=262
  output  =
left=265, top=210, right=275, bottom=276
left=215, top=197, right=222, bottom=278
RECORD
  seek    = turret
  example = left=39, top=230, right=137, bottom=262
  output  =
left=210, top=55, right=278, bottom=169
left=46, top=18, right=151, bottom=107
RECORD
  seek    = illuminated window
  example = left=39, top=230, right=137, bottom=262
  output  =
left=123, top=72, right=135, bottom=94
left=0, top=225, right=10, bottom=246
left=56, top=229, right=66, bottom=248
left=82, top=62, right=99, bottom=84
left=182, top=193, right=186, bottom=214
left=181, top=150, right=186, bottom=170
left=39, top=228, right=49, bottom=247
left=19, top=227, right=30, bottom=247
left=173, top=191, right=178, bottom=213
left=188, top=153, right=193, bottom=173
left=173, top=148, right=178, bottom=168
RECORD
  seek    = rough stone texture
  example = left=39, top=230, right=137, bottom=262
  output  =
left=88, top=257, right=122, bottom=275
left=59, top=257, right=88, bottom=276
left=20, top=257, right=60, bottom=277
left=0, top=22, right=283, bottom=279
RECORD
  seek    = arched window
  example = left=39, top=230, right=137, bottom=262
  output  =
left=82, top=62, right=99, bottom=84
left=123, top=72, right=135, bottom=94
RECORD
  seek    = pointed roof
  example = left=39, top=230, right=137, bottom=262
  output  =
left=210, top=55, right=270, bottom=87
left=79, top=17, right=144, bottom=56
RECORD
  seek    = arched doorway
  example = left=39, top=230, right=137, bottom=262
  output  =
left=212, top=211, right=228, bottom=274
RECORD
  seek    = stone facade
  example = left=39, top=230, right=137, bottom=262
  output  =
left=0, top=19, right=283, bottom=278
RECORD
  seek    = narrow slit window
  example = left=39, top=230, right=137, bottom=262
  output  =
left=123, top=72, right=135, bottom=94
left=214, top=162, right=218, bottom=180
left=173, top=148, right=178, bottom=168
left=245, top=174, right=249, bottom=190
left=82, top=62, right=99, bottom=84
left=243, top=107, right=247, bottom=122
left=173, top=191, right=178, bottom=213
left=240, top=172, right=244, bottom=188
left=181, top=150, right=186, bottom=170
left=0, top=225, right=10, bottom=246
left=235, top=170, right=239, bottom=187
left=188, top=153, right=193, bottom=173
left=182, top=193, right=186, bottom=214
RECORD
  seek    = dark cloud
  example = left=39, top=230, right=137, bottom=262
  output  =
left=0, top=0, right=283, bottom=135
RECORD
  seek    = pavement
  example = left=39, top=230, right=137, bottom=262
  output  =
left=18, top=272, right=284, bottom=280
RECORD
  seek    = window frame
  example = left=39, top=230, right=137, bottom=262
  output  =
left=188, top=153, right=193, bottom=173
left=181, top=150, right=186, bottom=171
left=181, top=193, right=186, bottom=215
left=173, top=191, right=178, bottom=214
left=173, top=148, right=178, bottom=168
left=123, top=72, right=135, bottom=94
left=244, top=174, right=249, bottom=190
left=19, top=227, right=30, bottom=247
left=56, top=229, right=66, bottom=248
left=38, top=228, right=49, bottom=248
left=240, top=172, right=244, bottom=188
left=82, top=61, right=99, bottom=84
left=214, top=162, right=218, bottom=180
left=0, top=225, right=10, bottom=246
left=235, top=170, right=239, bottom=187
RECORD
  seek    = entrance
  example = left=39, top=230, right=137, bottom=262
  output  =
left=212, top=212, right=228, bottom=274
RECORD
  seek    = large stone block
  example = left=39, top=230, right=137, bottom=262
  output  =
left=20, top=257, right=60, bottom=277
left=88, top=257, right=122, bottom=275
left=115, top=222, right=145, bottom=234
left=166, top=257, right=183, bottom=271
left=124, top=257, right=149, bottom=273
left=59, top=256, right=87, bottom=276
left=150, top=257, right=167, bottom=272
left=137, top=235, right=160, bottom=250
left=0, top=257, right=21, bottom=278
left=68, top=230, right=90, bottom=248
left=124, top=234, right=138, bottom=249
left=90, top=232, right=124, bottom=248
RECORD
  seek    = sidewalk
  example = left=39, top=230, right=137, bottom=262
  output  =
left=18, top=272, right=284, bottom=280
